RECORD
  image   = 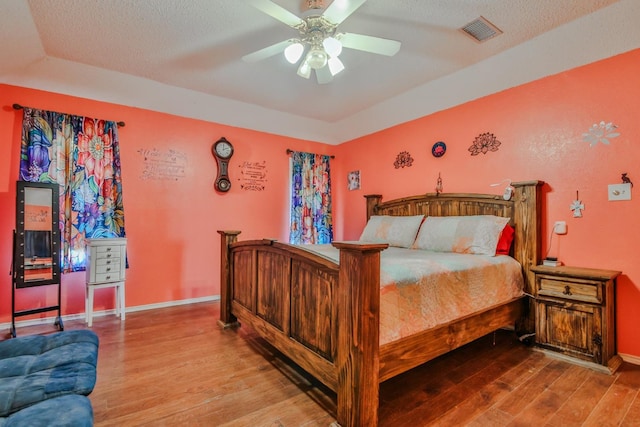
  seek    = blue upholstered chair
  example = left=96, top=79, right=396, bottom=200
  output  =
left=0, top=330, right=98, bottom=426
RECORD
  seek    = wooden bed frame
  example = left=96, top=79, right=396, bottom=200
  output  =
left=218, top=180, right=543, bottom=427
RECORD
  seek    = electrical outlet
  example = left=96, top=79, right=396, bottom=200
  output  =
left=554, top=221, right=567, bottom=235
left=608, top=183, right=631, bottom=201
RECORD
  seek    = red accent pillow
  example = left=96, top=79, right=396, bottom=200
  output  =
left=496, top=224, right=515, bottom=255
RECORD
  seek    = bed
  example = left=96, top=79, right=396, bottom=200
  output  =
left=218, top=180, right=543, bottom=427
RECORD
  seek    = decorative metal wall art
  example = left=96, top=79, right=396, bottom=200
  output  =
left=582, top=121, right=620, bottom=146
left=394, top=151, right=414, bottom=168
left=468, top=132, right=501, bottom=155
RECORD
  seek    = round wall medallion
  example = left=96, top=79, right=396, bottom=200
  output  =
left=432, top=141, right=447, bottom=157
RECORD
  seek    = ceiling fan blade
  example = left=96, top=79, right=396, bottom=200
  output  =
left=242, top=39, right=292, bottom=63
left=246, top=0, right=304, bottom=28
left=322, top=0, right=367, bottom=25
left=339, top=32, right=401, bottom=56
left=315, top=66, right=333, bottom=84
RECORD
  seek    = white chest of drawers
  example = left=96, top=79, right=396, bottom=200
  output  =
left=85, top=238, right=127, bottom=327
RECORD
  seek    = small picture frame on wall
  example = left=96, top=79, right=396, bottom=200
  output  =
left=348, top=170, right=361, bottom=191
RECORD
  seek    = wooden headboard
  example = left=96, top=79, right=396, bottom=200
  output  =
left=364, top=180, right=544, bottom=322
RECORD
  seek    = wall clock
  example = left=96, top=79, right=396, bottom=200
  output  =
left=212, top=137, right=234, bottom=192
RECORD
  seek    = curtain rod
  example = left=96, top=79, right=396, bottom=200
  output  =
left=286, top=149, right=335, bottom=159
left=12, top=103, right=126, bottom=127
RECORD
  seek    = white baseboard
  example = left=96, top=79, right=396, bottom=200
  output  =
left=619, top=352, right=640, bottom=366
left=0, top=295, right=220, bottom=332
left=125, top=295, right=219, bottom=313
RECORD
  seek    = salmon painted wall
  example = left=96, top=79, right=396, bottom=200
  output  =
left=334, top=48, right=640, bottom=357
left=0, top=84, right=334, bottom=323
left=1, top=48, right=639, bottom=358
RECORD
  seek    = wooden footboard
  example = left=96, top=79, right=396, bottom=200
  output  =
left=217, top=234, right=387, bottom=425
left=218, top=180, right=543, bottom=427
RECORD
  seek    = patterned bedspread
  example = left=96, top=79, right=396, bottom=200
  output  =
left=297, top=245, right=524, bottom=345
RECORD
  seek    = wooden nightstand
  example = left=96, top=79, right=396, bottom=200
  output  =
left=531, top=265, right=622, bottom=374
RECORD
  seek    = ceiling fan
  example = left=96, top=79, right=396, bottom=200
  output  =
left=243, top=0, right=401, bottom=84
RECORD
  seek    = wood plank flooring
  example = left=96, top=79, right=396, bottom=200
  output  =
left=7, top=301, right=640, bottom=426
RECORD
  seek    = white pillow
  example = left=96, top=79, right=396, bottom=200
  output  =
left=413, top=215, right=510, bottom=256
left=359, top=215, right=424, bottom=248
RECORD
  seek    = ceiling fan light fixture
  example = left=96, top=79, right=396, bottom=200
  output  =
left=297, top=59, right=312, bottom=78
left=246, top=0, right=402, bottom=84
left=284, top=42, right=305, bottom=63
left=322, top=36, right=342, bottom=57
left=305, top=48, right=328, bottom=69
left=327, top=56, right=344, bottom=76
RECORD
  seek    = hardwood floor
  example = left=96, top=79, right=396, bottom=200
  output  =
left=8, top=301, right=640, bottom=426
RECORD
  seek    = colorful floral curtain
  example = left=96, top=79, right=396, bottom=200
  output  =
left=20, top=107, right=126, bottom=272
left=289, top=151, right=333, bottom=244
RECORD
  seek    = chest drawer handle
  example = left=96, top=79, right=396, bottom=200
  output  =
left=563, top=285, right=572, bottom=296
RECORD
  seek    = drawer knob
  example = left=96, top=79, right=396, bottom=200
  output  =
left=563, top=285, right=572, bottom=296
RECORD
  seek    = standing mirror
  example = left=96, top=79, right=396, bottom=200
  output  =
left=14, top=182, right=61, bottom=287
left=11, top=181, right=63, bottom=337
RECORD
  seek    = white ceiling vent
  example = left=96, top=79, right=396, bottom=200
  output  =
left=460, top=16, right=503, bottom=43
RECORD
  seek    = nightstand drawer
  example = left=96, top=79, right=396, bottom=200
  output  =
left=537, top=277, right=602, bottom=304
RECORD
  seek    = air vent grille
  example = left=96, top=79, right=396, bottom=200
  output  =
left=461, top=16, right=503, bottom=42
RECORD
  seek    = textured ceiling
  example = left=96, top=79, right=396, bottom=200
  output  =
left=1, top=0, right=638, bottom=143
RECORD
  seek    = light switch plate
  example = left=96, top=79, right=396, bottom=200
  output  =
left=608, top=183, right=631, bottom=201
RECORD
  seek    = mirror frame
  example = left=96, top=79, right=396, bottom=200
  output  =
left=14, top=181, right=61, bottom=288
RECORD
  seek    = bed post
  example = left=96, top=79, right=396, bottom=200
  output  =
left=511, top=181, right=544, bottom=333
left=217, top=230, right=241, bottom=328
left=364, top=194, right=382, bottom=221
left=331, top=241, right=388, bottom=427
